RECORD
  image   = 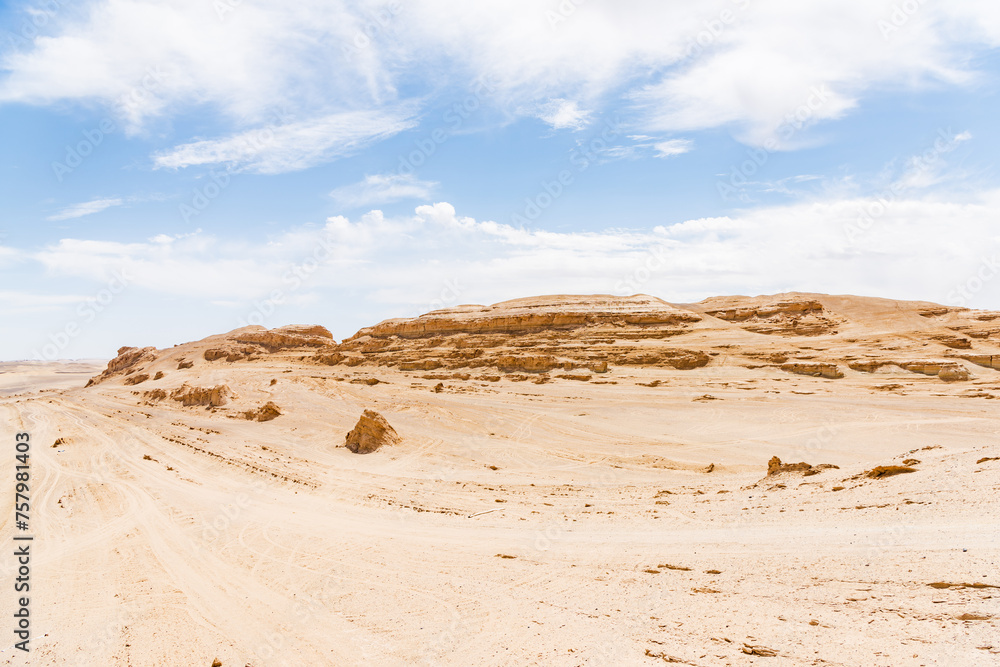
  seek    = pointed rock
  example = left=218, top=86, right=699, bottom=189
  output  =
left=345, top=410, right=400, bottom=454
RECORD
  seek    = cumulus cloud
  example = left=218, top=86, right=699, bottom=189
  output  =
left=329, top=173, right=438, bottom=207
left=47, top=198, right=124, bottom=221
left=27, top=195, right=1000, bottom=318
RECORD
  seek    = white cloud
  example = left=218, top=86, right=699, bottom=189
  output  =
left=653, top=139, right=693, bottom=158
left=46, top=197, right=124, bottom=221
left=535, top=99, right=591, bottom=130
left=1, top=0, right=997, bottom=152
left=893, top=130, right=973, bottom=191
left=0, top=0, right=394, bottom=131
left=27, top=194, right=1000, bottom=315
left=153, top=107, right=419, bottom=174
left=330, top=173, right=437, bottom=207
left=0, top=291, right=94, bottom=312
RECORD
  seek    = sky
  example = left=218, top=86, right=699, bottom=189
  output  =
left=1, top=0, right=999, bottom=361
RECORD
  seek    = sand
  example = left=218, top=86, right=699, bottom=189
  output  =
left=1, top=294, right=998, bottom=665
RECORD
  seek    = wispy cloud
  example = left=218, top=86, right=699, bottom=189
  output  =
left=653, top=139, right=693, bottom=158
left=588, top=136, right=693, bottom=163
left=153, top=107, right=419, bottom=174
left=2, top=1, right=997, bottom=153
left=330, top=173, right=438, bottom=208
left=47, top=197, right=124, bottom=221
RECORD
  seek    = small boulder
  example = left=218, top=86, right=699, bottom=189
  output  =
left=767, top=456, right=839, bottom=477
left=938, top=365, right=970, bottom=382
left=243, top=401, right=282, bottom=422
left=865, top=465, right=916, bottom=479
left=345, top=409, right=400, bottom=454
left=767, top=456, right=811, bottom=476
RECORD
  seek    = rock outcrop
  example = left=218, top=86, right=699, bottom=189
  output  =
left=204, top=346, right=260, bottom=362
left=767, top=456, right=839, bottom=477
left=242, top=401, right=282, bottom=422
left=694, top=297, right=839, bottom=336
left=781, top=362, right=844, bottom=379
left=325, top=295, right=714, bottom=376
left=352, top=295, right=702, bottom=339
left=86, top=346, right=157, bottom=386
left=344, top=410, right=400, bottom=454
left=956, top=354, right=1000, bottom=371
left=82, top=294, right=1000, bottom=386
left=170, top=384, right=232, bottom=407
left=865, top=465, right=916, bottom=479
left=233, top=325, right=334, bottom=350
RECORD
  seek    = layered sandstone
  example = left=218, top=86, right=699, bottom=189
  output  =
left=83, top=293, right=1000, bottom=388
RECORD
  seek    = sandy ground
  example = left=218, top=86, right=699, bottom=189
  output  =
left=1, top=356, right=998, bottom=666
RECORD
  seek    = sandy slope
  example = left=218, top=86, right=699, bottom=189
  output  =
left=1, top=294, right=998, bottom=666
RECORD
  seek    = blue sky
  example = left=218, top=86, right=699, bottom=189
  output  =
left=1, top=0, right=999, bottom=360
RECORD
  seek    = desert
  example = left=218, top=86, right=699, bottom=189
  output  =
left=5, top=1, right=1000, bottom=665
left=1, top=292, right=998, bottom=665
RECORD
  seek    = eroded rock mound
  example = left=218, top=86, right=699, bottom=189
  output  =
left=495, top=355, right=561, bottom=373
left=242, top=401, right=282, bottom=422
left=345, top=409, right=400, bottom=454
left=353, top=294, right=701, bottom=338
left=865, top=465, right=916, bottom=479
left=204, top=345, right=260, bottom=362
left=123, top=373, right=150, bottom=386
left=86, top=346, right=158, bottom=386
left=82, top=294, right=1000, bottom=393
left=767, top=456, right=839, bottom=477
left=234, top=325, right=334, bottom=351
left=332, top=295, right=708, bottom=375
left=696, top=297, right=839, bottom=336
left=170, top=384, right=232, bottom=407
